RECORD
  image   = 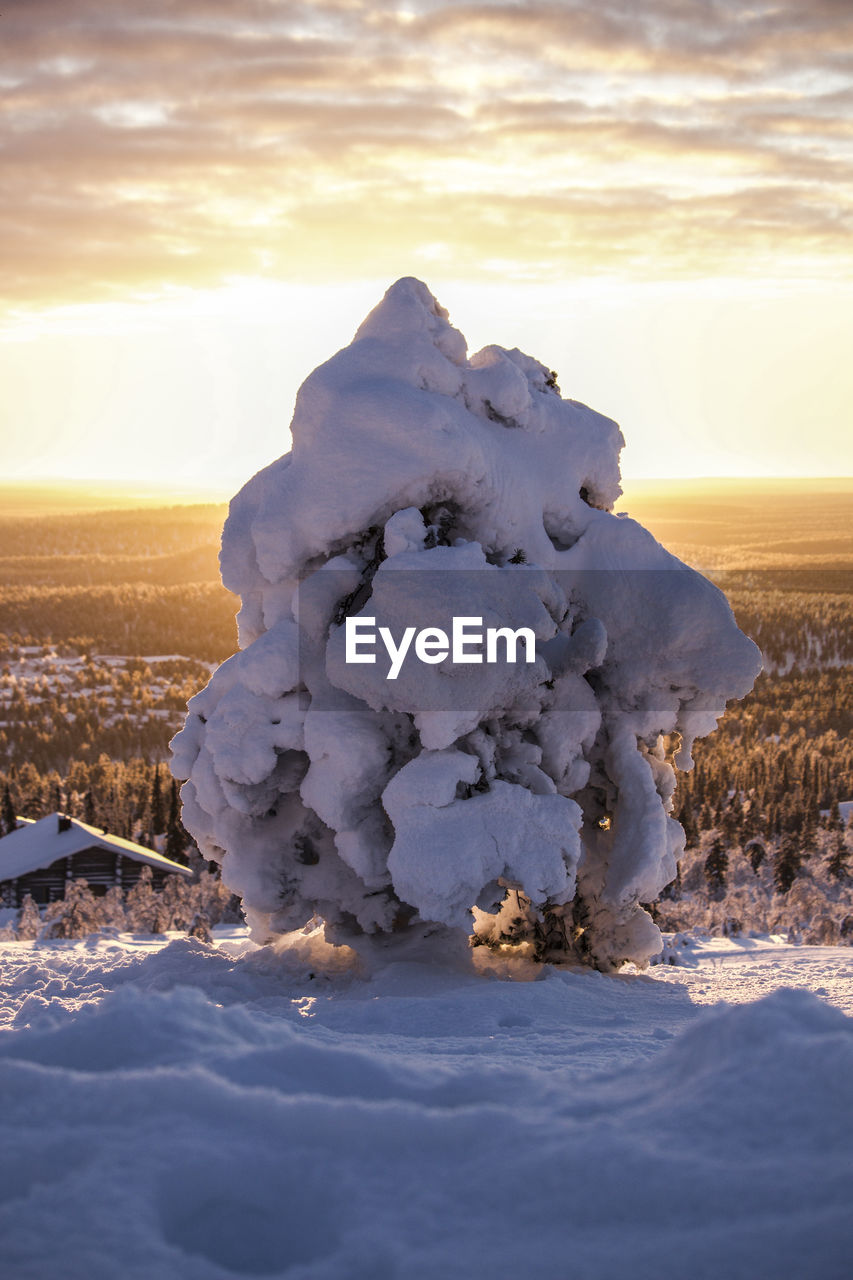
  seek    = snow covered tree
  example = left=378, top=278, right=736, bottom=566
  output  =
left=100, top=885, right=127, bottom=931
left=171, top=278, right=760, bottom=970
left=188, top=909, right=212, bottom=943
left=158, top=872, right=194, bottom=931
left=42, top=880, right=102, bottom=939
left=125, top=865, right=160, bottom=933
left=15, top=894, right=43, bottom=941
left=747, top=839, right=766, bottom=874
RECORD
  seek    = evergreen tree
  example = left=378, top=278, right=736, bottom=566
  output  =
left=740, top=800, right=757, bottom=841
left=21, top=782, right=44, bottom=820
left=1, top=783, right=17, bottom=836
left=801, top=800, right=817, bottom=845
left=827, top=799, right=844, bottom=833
left=766, top=802, right=780, bottom=837
left=781, top=793, right=799, bottom=834
left=84, top=788, right=97, bottom=826
left=150, top=766, right=166, bottom=838
left=774, top=833, right=802, bottom=894
left=827, top=831, right=849, bottom=882
left=704, top=837, right=728, bottom=896
left=721, top=802, right=739, bottom=843
left=49, top=775, right=62, bottom=813
left=165, top=779, right=188, bottom=865
left=747, top=839, right=765, bottom=874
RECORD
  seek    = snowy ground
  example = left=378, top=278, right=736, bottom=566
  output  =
left=0, top=928, right=850, bottom=1280
left=643, top=931, right=853, bottom=1016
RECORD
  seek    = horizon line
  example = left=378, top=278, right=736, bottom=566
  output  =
left=1, top=474, right=852, bottom=520
left=3, top=473, right=852, bottom=488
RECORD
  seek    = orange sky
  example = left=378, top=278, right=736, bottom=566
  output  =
left=2, top=0, right=852, bottom=489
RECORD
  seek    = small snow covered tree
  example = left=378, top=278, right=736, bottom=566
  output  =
left=159, top=872, right=194, bottom=931
left=171, top=279, right=760, bottom=970
left=125, top=865, right=160, bottom=933
left=42, top=880, right=103, bottom=939
left=188, top=909, right=212, bottom=943
left=101, top=885, right=127, bottom=931
left=747, top=839, right=766, bottom=874
left=15, top=894, right=43, bottom=941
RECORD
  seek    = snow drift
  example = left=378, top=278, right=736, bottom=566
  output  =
left=171, top=278, right=761, bottom=968
left=1, top=934, right=851, bottom=1279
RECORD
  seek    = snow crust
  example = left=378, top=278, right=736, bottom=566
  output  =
left=171, top=278, right=761, bottom=968
left=0, top=930, right=850, bottom=1279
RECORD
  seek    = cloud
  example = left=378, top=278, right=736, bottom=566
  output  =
left=1, top=0, right=851, bottom=307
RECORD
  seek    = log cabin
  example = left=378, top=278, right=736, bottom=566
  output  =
left=0, top=812, right=193, bottom=908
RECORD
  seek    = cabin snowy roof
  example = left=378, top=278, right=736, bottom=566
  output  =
left=0, top=813, right=193, bottom=882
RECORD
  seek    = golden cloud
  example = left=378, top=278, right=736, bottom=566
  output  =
left=1, top=0, right=851, bottom=306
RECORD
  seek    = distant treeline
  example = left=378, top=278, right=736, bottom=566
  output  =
left=625, top=485, right=853, bottom=575
left=0, top=504, right=227, bottom=559
left=0, top=582, right=237, bottom=663
left=0, top=545, right=220, bottom=588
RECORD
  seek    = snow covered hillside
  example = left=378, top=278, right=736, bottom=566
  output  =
left=0, top=929, right=850, bottom=1279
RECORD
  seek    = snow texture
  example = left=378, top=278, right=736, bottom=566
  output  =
left=171, top=278, right=761, bottom=968
left=0, top=929, right=851, bottom=1279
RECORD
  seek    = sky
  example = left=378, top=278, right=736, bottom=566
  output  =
left=1, top=0, right=852, bottom=493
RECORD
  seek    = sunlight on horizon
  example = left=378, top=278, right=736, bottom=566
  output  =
left=2, top=274, right=852, bottom=493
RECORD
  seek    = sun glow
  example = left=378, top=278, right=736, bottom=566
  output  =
left=2, top=272, right=851, bottom=492
left=0, top=1, right=850, bottom=492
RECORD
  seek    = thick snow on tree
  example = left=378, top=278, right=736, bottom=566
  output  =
left=171, top=278, right=761, bottom=969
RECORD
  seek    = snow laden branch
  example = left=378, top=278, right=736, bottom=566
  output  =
left=170, top=278, right=760, bottom=969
